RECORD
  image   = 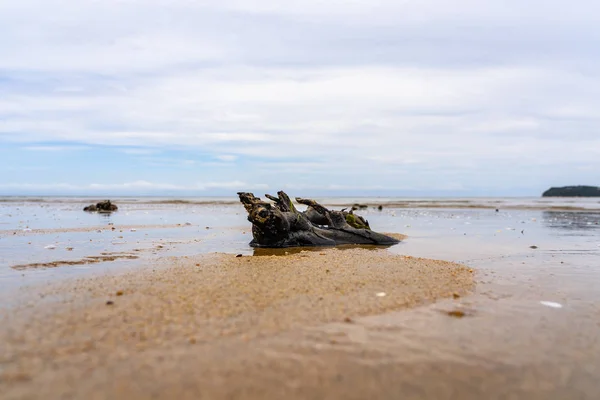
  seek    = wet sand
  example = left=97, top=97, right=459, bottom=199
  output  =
left=0, top=223, right=194, bottom=238
left=0, top=248, right=473, bottom=399
left=2, top=202, right=600, bottom=399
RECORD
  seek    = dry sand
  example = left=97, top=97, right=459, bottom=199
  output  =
left=0, top=248, right=473, bottom=399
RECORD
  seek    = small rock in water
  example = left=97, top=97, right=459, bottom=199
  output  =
left=530, top=245, right=538, bottom=249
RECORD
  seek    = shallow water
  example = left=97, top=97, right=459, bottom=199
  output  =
left=1, top=200, right=599, bottom=288
left=1, top=198, right=599, bottom=397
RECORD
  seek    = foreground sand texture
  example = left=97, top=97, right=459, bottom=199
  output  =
left=0, top=248, right=473, bottom=399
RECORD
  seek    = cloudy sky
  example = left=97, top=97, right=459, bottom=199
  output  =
left=1, top=0, right=599, bottom=196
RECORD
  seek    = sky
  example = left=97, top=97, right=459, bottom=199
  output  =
left=1, top=0, right=599, bottom=197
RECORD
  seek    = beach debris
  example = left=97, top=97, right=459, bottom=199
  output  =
left=446, top=310, right=466, bottom=318
left=530, top=245, right=538, bottom=249
left=540, top=301, right=562, bottom=308
left=238, top=191, right=400, bottom=248
left=116, top=291, right=124, bottom=296
left=44, top=244, right=56, bottom=249
left=185, top=222, right=192, bottom=226
left=130, top=228, right=137, bottom=232
left=106, top=301, right=114, bottom=306
left=343, top=317, right=354, bottom=323
left=375, top=292, right=387, bottom=297
left=83, top=200, right=118, bottom=213
left=66, top=247, right=74, bottom=251
left=23, top=228, right=32, bottom=232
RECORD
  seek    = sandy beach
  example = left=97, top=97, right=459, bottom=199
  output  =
left=0, top=248, right=473, bottom=399
left=2, top=200, right=599, bottom=399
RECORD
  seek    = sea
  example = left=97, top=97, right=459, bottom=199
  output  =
left=1, top=195, right=599, bottom=396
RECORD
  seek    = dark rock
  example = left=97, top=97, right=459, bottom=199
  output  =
left=542, top=186, right=600, bottom=197
left=84, top=200, right=118, bottom=212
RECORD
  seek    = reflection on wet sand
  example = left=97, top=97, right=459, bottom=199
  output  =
left=252, top=244, right=398, bottom=257
left=542, top=211, right=600, bottom=232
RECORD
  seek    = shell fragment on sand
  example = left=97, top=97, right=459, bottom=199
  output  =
left=540, top=301, right=562, bottom=309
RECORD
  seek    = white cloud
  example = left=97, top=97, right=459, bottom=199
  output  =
left=0, top=181, right=269, bottom=192
left=22, top=145, right=90, bottom=152
left=118, top=148, right=161, bottom=155
left=1, top=0, right=599, bottom=194
left=214, top=155, right=238, bottom=162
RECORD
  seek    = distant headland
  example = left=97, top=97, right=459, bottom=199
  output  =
left=542, top=186, right=600, bottom=197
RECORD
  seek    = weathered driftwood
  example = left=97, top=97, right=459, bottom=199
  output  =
left=238, top=191, right=400, bottom=248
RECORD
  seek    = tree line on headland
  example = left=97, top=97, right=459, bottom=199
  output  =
left=542, top=186, right=600, bottom=197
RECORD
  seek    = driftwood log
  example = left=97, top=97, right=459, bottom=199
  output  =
left=238, top=191, right=400, bottom=248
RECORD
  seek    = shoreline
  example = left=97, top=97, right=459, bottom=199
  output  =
left=0, top=248, right=473, bottom=399
left=0, top=223, right=195, bottom=238
left=2, top=197, right=600, bottom=212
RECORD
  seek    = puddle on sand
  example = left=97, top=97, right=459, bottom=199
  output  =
left=11, top=253, right=140, bottom=270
